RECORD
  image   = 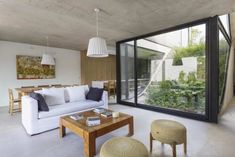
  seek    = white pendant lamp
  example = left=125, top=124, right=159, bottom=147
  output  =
left=87, top=8, right=108, bottom=57
left=41, top=54, right=55, bottom=65
left=41, top=37, right=55, bottom=65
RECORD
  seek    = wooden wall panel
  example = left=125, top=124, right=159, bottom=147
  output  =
left=81, top=51, right=116, bottom=85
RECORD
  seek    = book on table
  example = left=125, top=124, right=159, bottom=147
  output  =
left=101, top=111, right=113, bottom=118
left=86, top=116, right=101, bottom=126
left=70, top=114, right=83, bottom=120
left=93, top=107, right=107, bottom=114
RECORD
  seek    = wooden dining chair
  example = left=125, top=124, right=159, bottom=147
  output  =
left=73, top=84, right=80, bottom=86
left=38, top=85, right=50, bottom=88
left=8, top=89, right=21, bottom=115
left=108, top=80, right=116, bottom=97
left=21, top=86, right=35, bottom=88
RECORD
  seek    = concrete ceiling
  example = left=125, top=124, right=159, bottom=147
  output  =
left=0, top=0, right=235, bottom=51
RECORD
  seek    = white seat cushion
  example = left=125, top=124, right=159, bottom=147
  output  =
left=38, top=100, right=103, bottom=119
left=42, top=88, right=65, bottom=106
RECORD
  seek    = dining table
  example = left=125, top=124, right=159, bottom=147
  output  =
left=15, top=85, right=72, bottom=106
left=15, top=87, right=42, bottom=97
left=15, top=85, right=69, bottom=96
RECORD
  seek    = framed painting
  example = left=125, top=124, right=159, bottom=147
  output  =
left=16, top=55, right=55, bottom=79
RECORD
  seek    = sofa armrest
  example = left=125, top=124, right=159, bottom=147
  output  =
left=101, top=91, right=108, bottom=109
left=22, top=96, right=39, bottom=134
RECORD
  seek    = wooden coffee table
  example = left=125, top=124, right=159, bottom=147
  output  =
left=59, top=110, right=134, bottom=157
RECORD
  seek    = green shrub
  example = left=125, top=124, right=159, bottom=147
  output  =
left=146, top=73, right=205, bottom=114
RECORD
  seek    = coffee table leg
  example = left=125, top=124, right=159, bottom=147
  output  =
left=84, top=132, right=96, bottom=157
left=59, top=120, right=66, bottom=138
left=127, top=117, right=134, bottom=136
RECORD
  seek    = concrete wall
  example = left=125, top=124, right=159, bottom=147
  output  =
left=220, top=45, right=234, bottom=115
left=0, top=41, right=81, bottom=107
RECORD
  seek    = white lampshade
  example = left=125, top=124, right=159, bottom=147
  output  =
left=87, top=37, right=108, bottom=57
left=41, top=54, right=55, bottom=65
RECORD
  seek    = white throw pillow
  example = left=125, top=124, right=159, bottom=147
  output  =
left=64, top=88, right=70, bottom=102
left=42, top=88, right=65, bottom=106
left=80, top=85, right=89, bottom=95
left=34, top=90, right=44, bottom=96
left=66, top=86, right=85, bottom=102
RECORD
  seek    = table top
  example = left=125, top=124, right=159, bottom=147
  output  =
left=60, top=110, right=133, bottom=133
left=15, top=87, right=41, bottom=93
left=15, top=85, right=71, bottom=93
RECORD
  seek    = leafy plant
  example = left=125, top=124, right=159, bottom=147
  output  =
left=172, top=43, right=205, bottom=66
left=172, top=53, right=183, bottom=66
left=178, top=71, right=186, bottom=84
left=159, top=80, right=172, bottom=89
left=187, top=72, right=197, bottom=85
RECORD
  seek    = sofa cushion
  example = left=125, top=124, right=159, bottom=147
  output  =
left=42, top=88, right=65, bottom=106
left=29, top=92, right=49, bottom=111
left=38, top=100, right=103, bottom=119
left=34, top=90, right=44, bottom=96
left=86, top=87, right=104, bottom=101
left=66, top=86, right=85, bottom=103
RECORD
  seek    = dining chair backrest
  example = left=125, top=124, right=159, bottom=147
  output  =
left=108, top=80, right=116, bottom=88
left=92, top=81, right=104, bottom=89
left=38, top=85, right=50, bottom=88
left=21, top=86, right=35, bottom=88
left=8, top=89, right=14, bottom=103
left=51, top=84, right=62, bottom=87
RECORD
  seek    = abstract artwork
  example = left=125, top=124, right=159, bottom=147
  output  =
left=16, top=55, right=55, bottom=79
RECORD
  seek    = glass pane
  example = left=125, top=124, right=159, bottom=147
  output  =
left=219, top=30, right=230, bottom=105
left=219, top=14, right=230, bottom=37
left=120, top=41, right=135, bottom=103
left=137, top=24, right=206, bottom=115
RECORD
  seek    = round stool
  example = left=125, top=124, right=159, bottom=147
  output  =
left=150, top=119, right=187, bottom=157
left=100, top=137, right=148, bottom=157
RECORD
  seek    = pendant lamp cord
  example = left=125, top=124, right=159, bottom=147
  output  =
left=46, top=36, right=49, bottom=53
left=96, top=9, right=99, bottom=37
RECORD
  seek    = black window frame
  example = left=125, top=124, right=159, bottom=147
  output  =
left=116, top=16, right=226, bottom=123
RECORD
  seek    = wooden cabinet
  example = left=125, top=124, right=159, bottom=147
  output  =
left=81, top=51, right=116, bottom=85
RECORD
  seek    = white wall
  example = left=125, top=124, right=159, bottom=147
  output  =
left=152, top=57, right=197, bottom=81
left=0, top=41, right=81, bottom=107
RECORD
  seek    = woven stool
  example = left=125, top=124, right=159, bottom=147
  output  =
left=100, top=137, right=148, bottom=157
left=150, top=119, right=187, bottom=157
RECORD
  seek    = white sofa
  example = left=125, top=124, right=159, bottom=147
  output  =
left=22, top=85, right=108, bottom=135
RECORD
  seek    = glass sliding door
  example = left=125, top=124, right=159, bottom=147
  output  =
left=119, top=41, right=135, bottom=103
left=218, top=14, right=231, bottom=111
left=136, top=39, right=167, bottom=103
left=136, top=24, right=207, bottom=115
left=218, top=30, right=230, bottom=107
left=117, top=16, right=231, bottom=122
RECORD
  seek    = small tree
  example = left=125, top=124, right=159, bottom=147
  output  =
left=178, top=71, right=186, bottom=84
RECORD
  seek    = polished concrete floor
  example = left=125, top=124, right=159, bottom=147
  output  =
left=1, top=99, right=235, bottom=157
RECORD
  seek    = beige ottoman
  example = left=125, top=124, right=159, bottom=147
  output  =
left=100, top=137, right=148, bottom=157
left=150, top=119, right=187, bottom=157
